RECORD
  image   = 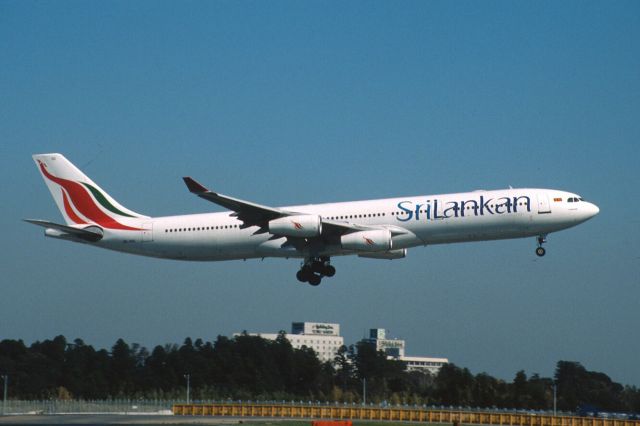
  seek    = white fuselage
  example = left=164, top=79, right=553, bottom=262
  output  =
left=93, top=188, right=599, bottom=261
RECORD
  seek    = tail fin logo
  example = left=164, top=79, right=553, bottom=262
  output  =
left=61, top=189, right=88, bottom=225
left=38, top=161, right=142, bottom=231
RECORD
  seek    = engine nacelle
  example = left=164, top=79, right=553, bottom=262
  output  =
left=358, top=248, right=407, bottom=260
left=268, top=215, right=322, bottom=238
left=341, top=229, right=392, bottom=252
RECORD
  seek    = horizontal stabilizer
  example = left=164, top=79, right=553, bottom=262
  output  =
left=24, top=219, right=103, bottom=242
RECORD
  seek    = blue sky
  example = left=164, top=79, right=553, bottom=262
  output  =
left=1, top=1, right=639, bottom=386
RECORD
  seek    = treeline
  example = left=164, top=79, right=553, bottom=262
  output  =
left=1, top=334, right=639, bottom=413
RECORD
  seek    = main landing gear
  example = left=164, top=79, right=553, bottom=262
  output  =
left=535, top=235, right=547, bottom=257
left=296, top=256, right=336, bottom=286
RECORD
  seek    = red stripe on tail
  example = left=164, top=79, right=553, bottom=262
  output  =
left=39, top=161, right=142, bottom=231
left=62, top=189, right=87, bottom=225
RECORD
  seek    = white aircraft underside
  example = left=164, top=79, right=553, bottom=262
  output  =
left=27, top=153, right=599, bottom=286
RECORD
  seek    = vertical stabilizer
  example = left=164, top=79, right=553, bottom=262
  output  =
left=32, top=153, right=148, bottom=228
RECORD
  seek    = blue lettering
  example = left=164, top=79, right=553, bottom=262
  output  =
left=414, top=203, right=423, bottom=221
left=433, top=199, right=446, bottom=219
left=460, top=199, right=478, bottom=217
left=443, top=201, right=460, bottom=218
left=392, top=194, right=531, bottom=221
left=512, top=195, right=530, bottom=213
left=479, top=196, right=494, bottom=215
left=397, top=201, right=413, bottom=222
left=495, top=197, right=512, bottom=214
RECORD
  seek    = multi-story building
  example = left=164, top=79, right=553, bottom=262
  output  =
left=235, top=323, right=448, bottom=373
left=367, top=328, right=448, bottom=375
left=238, top=322, right=344, bottom=363
left=369, top=328, right=406, bottom=357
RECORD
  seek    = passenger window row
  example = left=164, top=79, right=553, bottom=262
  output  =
left=165, top=212, right=390, bottom=233
left=165, top=224, right=240, bottom=233
left=325, top=213, right=386, bottom=220
left=163, top=200, right=539, bottom=233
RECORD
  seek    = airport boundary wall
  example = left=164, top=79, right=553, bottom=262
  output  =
left=173, top=403, right=640, bottom=426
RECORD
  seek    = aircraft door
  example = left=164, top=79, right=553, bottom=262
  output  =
left=537, top=193, right=551, bottom=214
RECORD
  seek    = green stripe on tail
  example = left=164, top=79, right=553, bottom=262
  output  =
left=82, top=183, right=137, bottom=218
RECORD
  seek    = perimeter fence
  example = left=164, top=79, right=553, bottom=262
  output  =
left=0, top=399, right=176, bottom=414
left=3, top=399, right=640, bottom=426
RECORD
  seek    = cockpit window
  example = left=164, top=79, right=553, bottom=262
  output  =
left=567, top=197, right=583, bottom=203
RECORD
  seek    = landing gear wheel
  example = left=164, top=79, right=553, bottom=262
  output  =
left=296, top=265, right=313, bottom=283
left=308, top=274, right=322, bottom=286
left=536, top=247, right=546, bottom=257
left=311, top=262, right=325, bottom=274
left=297, top=256, right=335, bottom=285
left=323, top=265, right=336, bottom=277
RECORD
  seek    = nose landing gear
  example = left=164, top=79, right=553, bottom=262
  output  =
left=535, top=235, right=547, bottom=257
left=296, top=256, right=335, bottom=286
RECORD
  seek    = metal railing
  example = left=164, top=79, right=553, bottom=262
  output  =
left=172, top=403, right=640, bottom=426
left=2, top=399, right=638, bottom=426
left=0, top=399, right=174, bottom=415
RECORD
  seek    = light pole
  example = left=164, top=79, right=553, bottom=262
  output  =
left=184, top=373, right=191, bottom=404
left=1, top=374, right=7, bottom=416
left=362, top=377, right=366, bottom=405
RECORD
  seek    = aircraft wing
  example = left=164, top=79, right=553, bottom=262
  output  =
left=319, top=219, right=408, bottom=236
left=182, top=177, right=406, bottom=237
left=183, top=177, right=292, bottom=228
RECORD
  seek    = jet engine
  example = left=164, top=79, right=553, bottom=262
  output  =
left=268, top=215, right=322, bottom=237
left=341, top=229, right=392, bottom=252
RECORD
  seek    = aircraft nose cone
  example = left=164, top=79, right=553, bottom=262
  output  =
left=585, top=202, right=600, bottom=219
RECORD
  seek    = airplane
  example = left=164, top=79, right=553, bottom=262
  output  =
left=26, top=153, right=599, bottom=286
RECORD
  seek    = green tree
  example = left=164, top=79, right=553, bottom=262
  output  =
left=474, top=372, right=505, bottom=408
left=512, top=370, right=528, bottom=407
left=109, top=338, right=137, bottom=396
left=333, top=345, right=353, bottom=391
left=555, top=361, right=625, bottom=412
left=434, top=363, right=474, bottom=406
